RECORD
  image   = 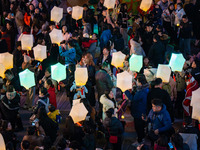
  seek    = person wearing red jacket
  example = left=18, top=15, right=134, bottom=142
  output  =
left=46, top=79, right=57, bottom=109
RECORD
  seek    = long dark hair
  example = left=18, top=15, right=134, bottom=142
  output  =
left=105, top=89, right=116, bottom=108
left=120, top=3, right=127, bottom=13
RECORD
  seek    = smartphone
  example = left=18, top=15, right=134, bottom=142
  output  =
left=36, top=62, right=40, bottom=67
left=32, top=122, right=35, bottom=126
left=168, top=143, right=174, bottom=149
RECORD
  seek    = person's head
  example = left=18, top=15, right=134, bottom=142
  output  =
left=133, top=34, right=141, bottom=43
left=37, top=37, right=45, bottom=45
left=35, top=8, right=40, bottom=14
left=143, top=57, right=149, bottom=66
left=151, top=99, right=163, bottom=112
left=62, top=25, right=67, bottom=33
left=26, top=126, right=36, bottom=135
left=192, top=59, right=200, bottom=68
left=7, top=85, right=15, bottom=93
left=154, top=78, right=163, bottom=88
left=72, top=32, right=79, bottom=40
left=16, top=41, right=22, bottom=50
left=182, top=15, right=188, bottom=23
left=171, top=133, right=184, bottom=148
left=168, top=3, right=175, bottom=10
left=162, top=0, right=167, bottom=3
left=48, top=104, right=56, bottom=112
left=29, top=4, right=35, bottom=11
left=67, top=7, right=72, bottom=14
left=83, top=53, right=95, bottom=66
left=136, top=74, right=148, bottom=86
left=45, top=67, right=51, bottom=77
left=92, top=33, right=98, bottom=40
left=105, top=89, right=114, bottom=99
left=49, top=21, right=55, bottom=31
left=21, top=140, right=30, bottom=150
left=103, top=47, right=110, bottom=56
left=4, top=69, right=14, bottom=80
left=68, top=39, right=75, bottom=49
left=177, top=3, right=183, bottom=10
left=120, top=3, right=127, bottom=12
left=0, top=120, right=12, bottom=131
left=46, top=79, right=54, bottom=89
left=38, top=2, right=44, bottom=9
left=39, top=87, right=48, bottom=97
left=83, top=4, right=88, bottom=11
left=134, top=15, right=141, bottom=23
left=6, top=22, right=13, bottom=30
left=106, top=108, right=114, bottom=118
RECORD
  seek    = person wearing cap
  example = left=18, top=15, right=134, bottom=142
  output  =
left=65, top=7, right=77, bottom=33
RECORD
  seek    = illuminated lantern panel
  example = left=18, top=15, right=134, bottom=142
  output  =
left=111, top=51, right=126, bottom=68
left=19, top=69, right=35, bottom=89
left=51, top=6, right=63, bottom=23
left=69, top=102, right=88, bottom=123
left=0, top=52, right=13, bottom=70
left=33, top=44, right=47, bottom=62
left=156, top=64, right=171, bottom=83
left=51, top=63, right=66, bottom=82
left=0, top=133, right=6, bottom=150
left=169, top=53, right=185, bottom=72
left=104, top=0, right=116, bottom=9
left=75, top=67, right=88, bottom=86
left=49, top=29, right=64, bottom=45
left=72, top=6, right=84, bottom=20
left=21, top=34, right=34, bottom=51
left=117, top=71, right=132, bottom=92
left=140, top=0, right=153, bottom=12
left=0, top=64, right=5, bottom=78
left=129, top=54, right=143, bottom=73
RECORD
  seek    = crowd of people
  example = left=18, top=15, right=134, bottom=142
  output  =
left=0, top=0, right=200, bottom=149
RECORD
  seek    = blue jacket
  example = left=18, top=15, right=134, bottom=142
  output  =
left=100, top=29, right=112, bottom=50
left=148, top=104, right=172, bottom=133
left=59, top=46, right=76, bottom=65
left=125, top=86, right=149, bottom=118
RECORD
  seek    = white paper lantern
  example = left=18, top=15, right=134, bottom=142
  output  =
left=111, top=51, right=126, bottom=68
left=33, top=44, right=47, bottom=62
left=0, top=133, right=6, bottom=150
left=0, top=52, right=13, bottom=69
left=140, top=0, right=153, bottom=12
left=117, top=71, right=132, bottom=92
left=21, top=34, right=34, bottom=51
left=51, top=63, right=66, bottom=82
left=169, top=53, right=185, bottom=72
left=156, top=64, right=171, bottom=83
left=19, top=69, right=35, bottom=89
left=51, top=6, right=63, bottom=23
left=129, top=54, right=143, bottom=72
left=104, top=0, right=116, bottom=9
left=69, top=102, right=88, bottom=123
left=73, top=99, right=81, bottom=106
left=191, top=88, right=200, bottom=121
left=143, top=68, right=157, bottom=82
left=72, top=6, right=83, bottom=20
left=75, top=67, right=88, bottom=86
left=49, top=29, right=64, bottom=45
left=0, top=64, right=5, bottom=78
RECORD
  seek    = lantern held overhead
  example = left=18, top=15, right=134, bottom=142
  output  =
left=72, top=6, right=83, bottom=20
left=51, top=6, right=63, bottom=23
left=51, top=63, right=66, bottom=82
left=0, top=52, right=13, bottom=70
left=117, top=71, right=132, bottom=92
left=104, top=0, right=116, bottom=9
left=169, top=53, right=185, bottom=72
left=33, top=44, right=47, bottom=62
left=129, top=54, right=143, bottom=72
left=140, top=0, right=153, bottom=12
left=0, top=64, right=5, bottom=78
left=49, top=28, right=64, bottom=45
left=69, top=102, right=88, bottom=123
left=75, top=67, right=88, bottom=86
left=21, top=34, right=34, bottom=51
left=19, top=69, right=35, bottom=89
left=156, top=64, right=171, bottom=83
left=111, top=51, right=126, bottom=68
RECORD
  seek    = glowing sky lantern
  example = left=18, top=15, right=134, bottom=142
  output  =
left=19, top=69, right=35, bottom=89
left=117, top=71, right=132, bottom=92
left=129, top=54, right=143, bottom=72
left=33, top=44, right=47, bottom=62
left=49, top=28, right=64, bottom=45
left=21, top=34, right=34, bottom=50
left=104, top=0, right=116, bottom=9
left=51, top=6, right=63, bottom=23
left=0, top=133, right=6, bottom=150
left=69, top=102, right=88, bottom=123
left=0, top=52, right=13, bottom=69
left=75, top=67, right=88, bottom=86
left=169, top=53, right=185, bottom=72
left=111, top=51, right=126, bottom=68
left=156, top=64, right=171, bottom=83
left=140, top=0, right=153, bottom=12
left=0, top=64, right=5, bottom=78
left=72, top=6, right=83, bottom=20
left=191, top=88, right=200, bottom=122
left=51, top=63, right=66, bottom=82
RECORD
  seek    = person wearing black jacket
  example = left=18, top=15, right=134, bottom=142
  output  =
left=147, top=78, right=174, bottom=122
left=148, top=34, right=165, bottom=68
left=0, top=32, right=8, bottom=53
left=13, top=41, right=23, bottom=73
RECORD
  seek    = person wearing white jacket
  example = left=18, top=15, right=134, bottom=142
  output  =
left=100, top=89, right=118, bottom=120
left=175, top=3, right=186, bottom=26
